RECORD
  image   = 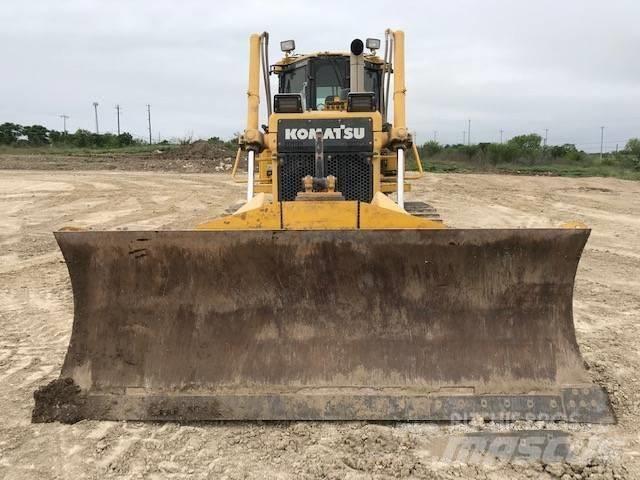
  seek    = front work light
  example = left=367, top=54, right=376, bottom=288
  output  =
left=366, top=38, right=381, bottom=51
left=274, top=94, right=303, bottom=113
left=280, top=40, right=296, bottom=53
left=347, top=92, right=375, bottom=112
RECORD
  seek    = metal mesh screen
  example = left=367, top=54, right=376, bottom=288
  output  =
left=278, top=152, right=373, bottom=202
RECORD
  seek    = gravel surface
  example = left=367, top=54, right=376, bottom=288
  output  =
left=0, top=169, right=638, bottom=479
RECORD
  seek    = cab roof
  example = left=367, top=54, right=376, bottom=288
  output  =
left=274, top=52, right=384, bottom=69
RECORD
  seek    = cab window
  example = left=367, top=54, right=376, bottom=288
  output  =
left=313, top=59, right=348, bottom=110
left=281, top=65, right=306, bottom=95
left=364, top=66, right=381, bottom=110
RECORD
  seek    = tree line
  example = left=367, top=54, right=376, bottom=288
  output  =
left=418, top=133, right=640, bottom=170
left=3, top=122, right=638, bottom=170
left=0, top=122, right=139, bottom=148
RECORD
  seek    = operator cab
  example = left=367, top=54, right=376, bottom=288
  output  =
left=276, top=54, right=382, bottom=111
left=273, top=36, right=385, bottom=114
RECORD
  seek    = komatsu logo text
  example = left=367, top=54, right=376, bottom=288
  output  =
left=284, top=125, right=366, bottom=141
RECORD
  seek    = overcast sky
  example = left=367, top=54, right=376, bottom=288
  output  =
left=1, top=0, right=638, bottom=151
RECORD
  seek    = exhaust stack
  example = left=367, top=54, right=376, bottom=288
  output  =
left=349, top=39, right=365, bottom=93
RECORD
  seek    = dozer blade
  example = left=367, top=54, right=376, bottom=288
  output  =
left=33, top=229, right=613, bottom=423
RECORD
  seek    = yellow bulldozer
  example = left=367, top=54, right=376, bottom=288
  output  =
left=33, top=30, right=613, bottom=423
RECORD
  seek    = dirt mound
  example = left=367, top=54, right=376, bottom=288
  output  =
left=161, top=140, right=235, bottom=162
left=160, top=140, right=244, bottom=172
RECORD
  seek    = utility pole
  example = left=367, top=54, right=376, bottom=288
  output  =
left=544, top=128, right=548, bottom=147
left=600, top=126, right=605, bottom=160
left=462, top=131, right=466, bottom=145
left=433, top=130, right=437, bottom=142
left=115, top=105, right=121, bottom=135
left=92, top=102, right=100, bottom=134
left=59, top=114, right=69, bottom=133
left=467, top=119, right=471, bottom=146
left=146, top=104, right=152, bottom=144
left=500, top=129, right=504, bottom=144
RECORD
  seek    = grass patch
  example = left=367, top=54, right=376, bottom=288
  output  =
left=0, top=144, right=179, bottom=156
left=420, top=158, right=640, bottom=181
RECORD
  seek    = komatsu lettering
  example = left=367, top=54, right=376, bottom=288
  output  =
left=284, top=125, right=366, bottom=141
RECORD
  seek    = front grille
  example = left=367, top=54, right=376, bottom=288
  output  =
left=278, top=152, right=373, bottom=202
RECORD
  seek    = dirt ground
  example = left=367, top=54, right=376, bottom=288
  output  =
left=0, top=168, right=639, bottom=479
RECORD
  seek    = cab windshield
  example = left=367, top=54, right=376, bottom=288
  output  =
left=313, top=58, right=348, bottom=110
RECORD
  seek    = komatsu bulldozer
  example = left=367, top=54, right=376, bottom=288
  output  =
left=33, top=30, right=613, bottom=423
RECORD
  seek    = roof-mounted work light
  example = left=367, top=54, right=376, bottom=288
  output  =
left=366, top=38, right=381, bottom=53
left=280, top=40, right=296, bottom=53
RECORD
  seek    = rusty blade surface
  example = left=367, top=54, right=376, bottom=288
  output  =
left=33, top=228, right=614, bottom=422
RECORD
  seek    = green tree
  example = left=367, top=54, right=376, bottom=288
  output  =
left=507, top=133, right=542, bottom=153
left=549, top=144, right=583, bottom=162
left=49, top=130, right=69, bottom=145
left=421, top=140, right=443, bottom=157
left=22, top=125, right=50, bottom=145
left=505, top=133, right=543, bottom=163
left=0, top=123, right=23, bottom=144
left=69, top=129, right=93, bottom=147
left=486, top=143, right=519, bottom=164
left=91, top=133, right=120, bottom=148
left=626, top=138, right=640, bottom=156
left=117, top=132, right=134, bottom=146
left=625, top=138, right=640, bottom=169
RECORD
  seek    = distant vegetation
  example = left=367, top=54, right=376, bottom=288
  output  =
left=0, top=122, right=140, bottom=148
left=206, top=136, right=239, bottom=152
left=0, top=122, right=243, bottom=156
left=2, top=121, right=639, bottom=180
left=416, top=134, right=640, bottom=180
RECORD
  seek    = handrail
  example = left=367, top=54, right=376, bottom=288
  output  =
left=397, top=147, right=405, bottom=208
left=383, top=30, right=394, bottom=125
left=379, top=142, right=424, bottom=181
left=260, top=32, right=272, bottom=117
left=231, top=147, right=247, bottom=183
left=405, top=142, right=424, bottom=179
